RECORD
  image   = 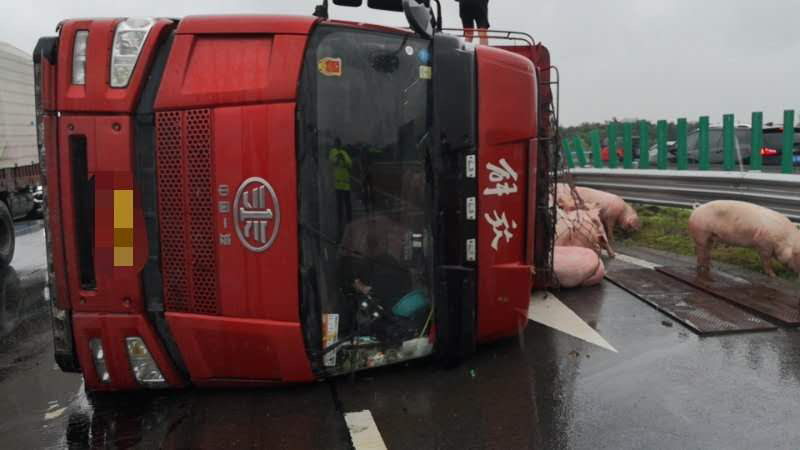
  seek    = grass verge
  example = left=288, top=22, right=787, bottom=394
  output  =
left=616, top=204, right=798, bottom=281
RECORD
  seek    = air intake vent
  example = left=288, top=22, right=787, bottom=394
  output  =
left=70, top=135, right=96, bottom=290
left=156, top=109, right=219, bottom=315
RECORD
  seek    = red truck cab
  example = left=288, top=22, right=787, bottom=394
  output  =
left=35, top=11, right=550, bottom=391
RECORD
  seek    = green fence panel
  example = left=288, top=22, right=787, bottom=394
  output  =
left=591, top=130, right=603, bottom=168
left=783, top=109, right=795, bottom=174
left=623, top=122, right=633, bottom=169
left=563, top=138, right=575, bottom=169
left=608, top=123, right=619, bottom=168
left=723, top=114, right=735, bottom=171
left=657, top=120, right=668, bottom=170
left=677, top=118, right=688, bottom=170
left=698, top=116, right=710, bottom=170
left=750, top=112, right=763, bottom=171
left=573, top=136, right=587, bottom=167
left=639, top=121, right=650, bottom=169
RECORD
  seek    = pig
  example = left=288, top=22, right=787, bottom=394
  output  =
left=688, top=200, right=800, bottom=278
left=556, top=207, right=616, bottom=258
left=554, top=246, right=606, bottom=288
left=574, top=187, right=641, bottom=242
left=556, top=183, right=583, bottom=211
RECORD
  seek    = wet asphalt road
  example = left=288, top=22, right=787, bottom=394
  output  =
left=2, top=221, right=800, bottom=449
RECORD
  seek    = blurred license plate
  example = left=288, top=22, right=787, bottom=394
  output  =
left=794, top=155, right=800, bottom=164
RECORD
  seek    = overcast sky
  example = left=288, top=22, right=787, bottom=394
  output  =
left=1, top=0, right=798, bottom=125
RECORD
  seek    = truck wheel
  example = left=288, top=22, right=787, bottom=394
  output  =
left=0, top=202, right=15, bottom=267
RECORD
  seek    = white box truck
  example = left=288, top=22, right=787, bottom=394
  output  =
left=0, top=42, right=41, bottom=266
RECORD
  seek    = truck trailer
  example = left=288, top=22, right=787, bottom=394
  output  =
left=35, top=0, right=558, bottom=391
left=0, top=42, right=42, bottom=266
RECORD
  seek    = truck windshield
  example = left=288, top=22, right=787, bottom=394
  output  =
left=297, top=25, right=434, bottom=375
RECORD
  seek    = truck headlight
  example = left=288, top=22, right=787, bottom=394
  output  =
left=72, top=31, right=88, bottom=85
left=89, top=338, right=111, bottom=384
left=110, top=18, right=155, bottom=88
left=125, top=337, right=167, bottom=387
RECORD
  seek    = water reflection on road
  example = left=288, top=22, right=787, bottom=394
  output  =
left=3, top=221, right=800, bottom=449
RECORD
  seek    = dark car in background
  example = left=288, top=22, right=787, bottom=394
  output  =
left=679, top=125, right=751, bottom=165
left=642, top=125, right=800, bottom=168
left=756, top=126, right=800, bottom=166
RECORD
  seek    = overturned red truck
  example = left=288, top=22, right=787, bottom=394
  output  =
left=34, top=0, right=558, bottom=391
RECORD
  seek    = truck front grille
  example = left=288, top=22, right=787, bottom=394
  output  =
left=156, top=109, right=219, bottom=315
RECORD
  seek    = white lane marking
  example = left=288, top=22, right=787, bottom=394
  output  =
left=530, top=291, right=618, bottom=353
left=344, top=410, right=387, bottom=450
left=709, top=270, right=750, bottom=285
left=616, top=253, right=658, bottom=270
left=44, top=407, right=66, bottom=421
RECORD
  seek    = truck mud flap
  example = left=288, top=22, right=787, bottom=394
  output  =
left=606, top=267, right=776, bottom=335
left=435, top=266, right=477, bottom=365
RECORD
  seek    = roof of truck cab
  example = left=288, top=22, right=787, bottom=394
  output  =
left=176, top=14, right=414, bottom=36
left=324, top=19, right=412, bottom=35
left=176, top=15, right=318, bottom=35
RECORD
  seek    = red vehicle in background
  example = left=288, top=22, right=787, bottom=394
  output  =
left=599, top=136, right=640, bottom=163
left=34, top=0, right=558, bottom=391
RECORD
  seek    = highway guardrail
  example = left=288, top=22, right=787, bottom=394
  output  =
left=570, top=168, right=800, bottom=222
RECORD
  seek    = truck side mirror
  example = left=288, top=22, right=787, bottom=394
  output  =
left=329, top=0, right=436, bottom=38
left=367, top=0, right=403, bottom=11
left=403, top=0, right=434, bottom=39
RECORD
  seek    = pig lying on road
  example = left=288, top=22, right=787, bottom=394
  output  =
left=554, top=246, right=606, bottom=288
left=689, top=200, right=800, bottom=277
left=556, top=207, right=616, bottom=258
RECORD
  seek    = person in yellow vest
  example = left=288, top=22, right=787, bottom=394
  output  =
left=329, top=138, right=353, bottom=234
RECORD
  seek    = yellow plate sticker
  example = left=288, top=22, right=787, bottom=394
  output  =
left=113, top=189, right=134, bottom=267
left=420, top=65, right=432, bottom=80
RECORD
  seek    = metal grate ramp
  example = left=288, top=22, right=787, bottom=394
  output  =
left=606, top=268, right=776, bottom=335
left=658, top=266, right=800, bottom=326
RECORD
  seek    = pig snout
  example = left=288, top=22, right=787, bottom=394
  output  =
left=625, top=215, right=642, bottom=232
left=621, top=205, right=641, bottom=232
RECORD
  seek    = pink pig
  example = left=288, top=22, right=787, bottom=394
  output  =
left=689, top=200, right=800, bottom=278
left=556, top=183, right=583, bottom=211
left=554, top=246, right=606, bottom=288
left=556, top=207, right=616, bottom=258
left=574, top=187, right=641, bottom=241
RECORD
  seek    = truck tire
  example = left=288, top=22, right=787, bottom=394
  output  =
left=0, top=202, right=15, bottom=267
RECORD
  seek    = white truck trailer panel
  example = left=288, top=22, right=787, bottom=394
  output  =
left=0, top=42, right=37, bottom=170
